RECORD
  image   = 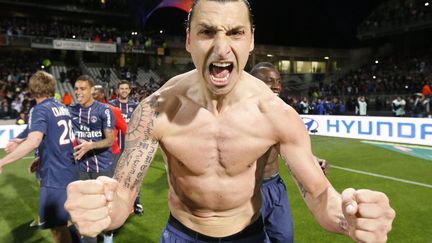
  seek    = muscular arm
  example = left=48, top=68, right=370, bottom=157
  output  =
left=270, top=100, right=348, bottom=235
left=107, top=95, right=160, bottom=230
left=92, top=129, right=114, bottom=149
left=0, top=131, right=43, bottom=171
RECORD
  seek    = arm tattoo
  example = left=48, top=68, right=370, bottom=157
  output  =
left=338, top=216, right=348, bottom=232
left=281, top=155, right=308, bottom=198
left=114, top=95, right=160, bottom=192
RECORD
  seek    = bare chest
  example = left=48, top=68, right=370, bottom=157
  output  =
left=159, top=106, right=275, bottom=175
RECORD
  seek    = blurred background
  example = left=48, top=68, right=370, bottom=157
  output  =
left=0, top=0, right=431, bottom=121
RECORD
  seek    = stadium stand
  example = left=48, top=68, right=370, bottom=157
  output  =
left=0, top=0, right=431, bottom=121
left=358, top=0, right=432, bottom=40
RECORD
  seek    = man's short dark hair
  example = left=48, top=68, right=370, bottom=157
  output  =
left=117, top=80, right=131, bottom=89
left=186, top=0, right=254, bottom=32
left=250, top=62, right=276, bottom=78
left=76, top=74, right=95, bottom=87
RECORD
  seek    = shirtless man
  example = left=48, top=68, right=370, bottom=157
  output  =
left=65, top=1, right=395, bottom=242
left=251, top=62, right=329, bottom=243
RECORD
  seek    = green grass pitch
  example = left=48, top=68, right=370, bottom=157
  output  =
left=0, top=136, right=431, bottom=242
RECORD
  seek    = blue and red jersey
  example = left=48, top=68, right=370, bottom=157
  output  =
left=28, top=98, right=77, bottom=188
left=69, top=101, right=114, bottom=173
left=109, top=99, right=138, bottom=151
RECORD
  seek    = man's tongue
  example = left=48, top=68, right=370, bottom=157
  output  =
left=211, top=66, right=230, bottom=79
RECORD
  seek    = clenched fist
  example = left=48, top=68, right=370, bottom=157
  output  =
left=342, top=188, right=395, bottom=243
left=64, top=176, right=118, bottom=237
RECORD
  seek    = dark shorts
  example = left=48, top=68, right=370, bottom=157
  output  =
left=78, top=169, right=114, bottom=180
left=39, top=186, right=69, bottom=229
left=112, top=153, right=120, bottom=164
left=160, top=214, right=265, bottom=243
left=261, top=174, right=294, bottom=243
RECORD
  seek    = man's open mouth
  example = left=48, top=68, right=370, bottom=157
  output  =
left=209, top=62, right=234, bottom=86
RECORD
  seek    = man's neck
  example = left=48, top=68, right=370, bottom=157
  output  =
left=81, top=99, right=95, bottom=108
left=119, top=97, right=128, bottom=103
left=201, top=81, right=245, bottom=115
left=35, top=96, right=50, bottom=104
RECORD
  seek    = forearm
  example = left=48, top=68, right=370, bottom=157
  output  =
left=89, top=138, right=113, bottom=150
left=89, top=129, right=114, bottom=150
left=303, top=186, right=348, bottom=235
left=0, top=139, right=38, bottom=167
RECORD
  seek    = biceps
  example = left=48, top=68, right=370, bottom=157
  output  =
left=279, top=134, right=329, bottom=198
left=27, top=131, right=44, bottom=148
left=103, top=129, right=114, bottom=142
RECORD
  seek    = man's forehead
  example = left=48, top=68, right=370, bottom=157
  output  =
left=75, top=81, right=91, bottom=88
left=261, top=68, right=280, bottom=76
left=191, top=1, right=250, bottom=28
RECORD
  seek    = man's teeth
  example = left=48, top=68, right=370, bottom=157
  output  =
left=211, top=74, right=229, bottom=81
left=212, top=62, right=231, bottom=67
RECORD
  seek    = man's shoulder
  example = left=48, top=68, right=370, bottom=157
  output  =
left=257, top=94, right=291, bottom=114
left=108, top=104, right=122, bottom=115
left=94, top=101, right=111, bottom=110
left=68, top=104, right=79, bottom=111
left=108, top=99, right=118, bottom=106
left=154, top=72, right=193, bottom=101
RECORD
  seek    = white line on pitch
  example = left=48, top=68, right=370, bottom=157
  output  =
left=331, top=165, right=432, bottom=189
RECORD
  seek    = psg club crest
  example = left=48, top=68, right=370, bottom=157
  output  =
left=91, top=116, right=98, bottom=123
left=129, top=107, right=134, bottom=112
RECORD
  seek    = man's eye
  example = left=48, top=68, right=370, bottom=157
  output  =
left=199, top=29, right=213, bottom=36
left=229, top=30, right=245, bottom=37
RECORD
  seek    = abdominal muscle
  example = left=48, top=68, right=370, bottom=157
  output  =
left=166, top=157, right=262, bottom=237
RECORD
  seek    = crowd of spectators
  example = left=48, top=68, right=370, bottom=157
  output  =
left=0, top=51, right=42, bottom=120
left=323, top=51, right=431, bottom=97
left=8, top=0, right=128, bottom=12
left=284, top=49, right=432, bottom=117
left=359, top=0, right=432, bottom=33
left=275, top=48, right=430, bottom=117
left=0, top=16, right=163, bottom=51
left=281, top=91, right=430, bottom=118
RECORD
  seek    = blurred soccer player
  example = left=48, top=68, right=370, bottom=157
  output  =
left=0, top=71, right=77, bottom=243
left=69, top=75, right=115, bottom=243
left=251, top=62, right=329, bottom=243
left=93, top=85, right=127, bottom=164
left=109, top=80, right=138, bottom=151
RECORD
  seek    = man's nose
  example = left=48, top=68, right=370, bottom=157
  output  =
left=213, top=34, right=231, bottom=58
left=272, top=81, right=281, bottom=90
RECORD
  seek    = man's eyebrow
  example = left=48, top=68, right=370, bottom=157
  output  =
left=197, top=23, right=246, bottom=31
left=230, top=25, right=246, bottom=30
left=197, top=23, right=217, bottom=30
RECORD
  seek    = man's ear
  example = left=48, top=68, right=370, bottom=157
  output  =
left=249, top=29, right=255, bottom=52
left=185, top=28, right=191, bottom=53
